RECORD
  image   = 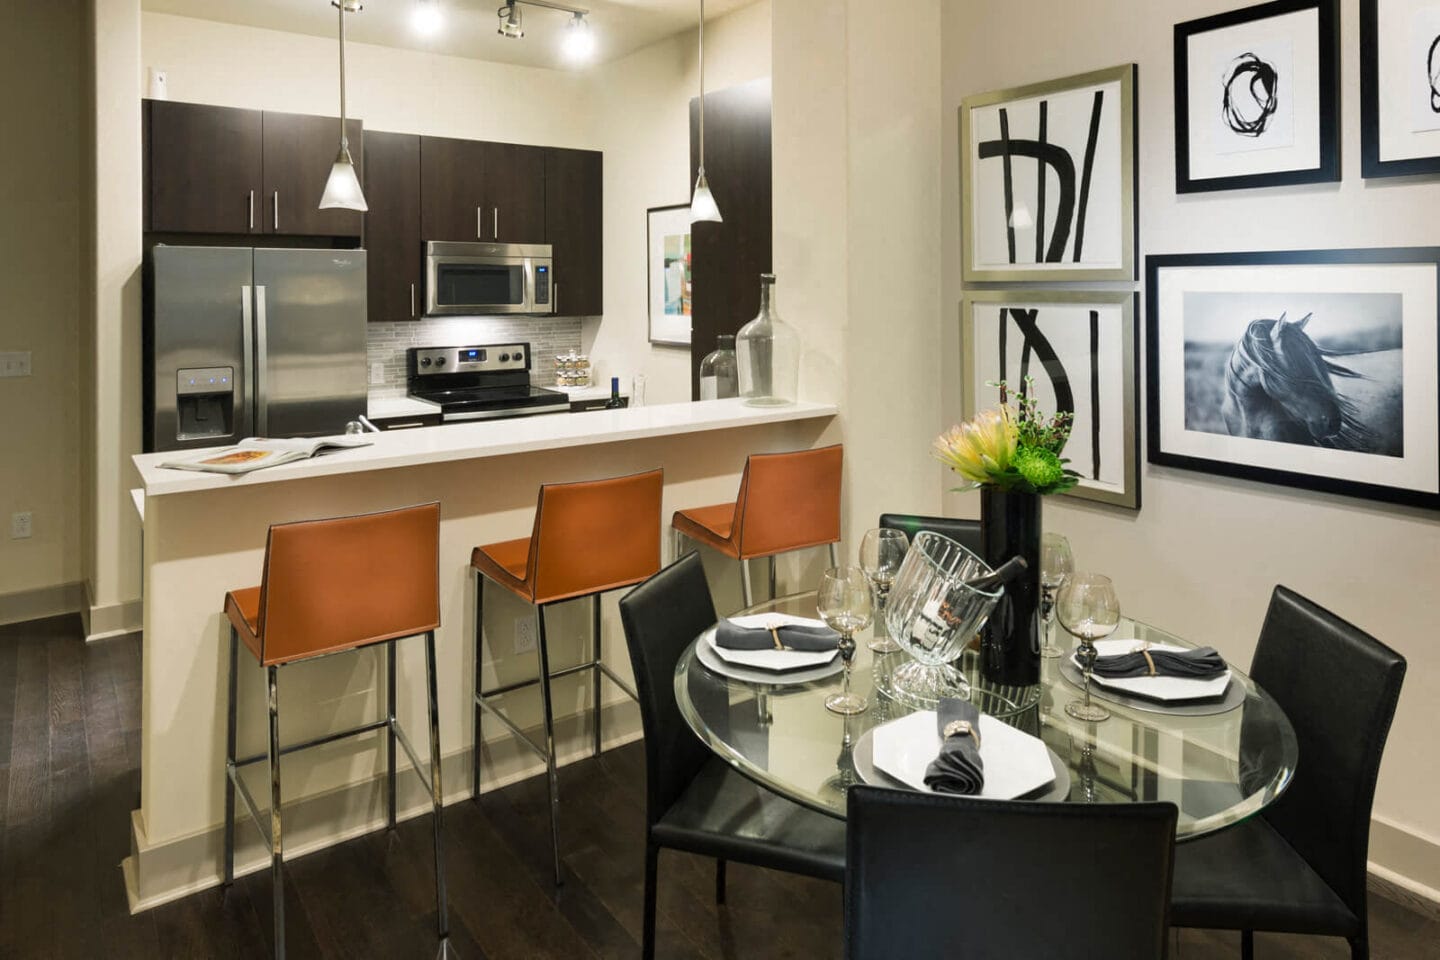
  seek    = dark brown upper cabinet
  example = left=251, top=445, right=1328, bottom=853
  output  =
left=420, top=137, right=546, bottom=244
left=147, top=100, right=263, bottom=235
left=363, top=131, right=422, bottom=323
left=261, top=110, right=364, bottom=238
left=544, top=147, right=603, bottom=317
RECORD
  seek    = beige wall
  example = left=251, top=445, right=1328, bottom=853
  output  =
left=587, top=0, right=772, bottom=405
left=0, top=0, right=86, bottom=624
left=941, top=0, right=1440, bottom=897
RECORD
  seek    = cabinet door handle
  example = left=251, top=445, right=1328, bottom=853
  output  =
left=410, top=282, right=416, bottom=318
left=553, top=282, right=559, bottom=316
left=273, top=191, right=279, bottom=231
left=476, top=205, right=482, bottom=240
left=248, top=190, right=255, bottom=231
left=493, top=207, right=499, bottom=240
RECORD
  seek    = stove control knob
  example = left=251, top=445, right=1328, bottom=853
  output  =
left=499, top=352, right=510, bottom=362
left=436, top=356, right=447, bottom=367
left=512, top=350, right=524, bottom=363
left=420, top=357, right=432, bottom=367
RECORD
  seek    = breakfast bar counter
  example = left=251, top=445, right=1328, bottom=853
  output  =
left=124, top=399, right=838, bottom=911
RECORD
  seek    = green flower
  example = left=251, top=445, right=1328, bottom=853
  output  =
left=1012, top=447, right=1066, bottom=490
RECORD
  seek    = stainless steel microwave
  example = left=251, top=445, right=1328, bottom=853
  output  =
left=424, top=241, right=554, bottom=316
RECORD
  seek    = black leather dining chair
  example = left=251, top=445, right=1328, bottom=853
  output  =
left=1170, top=586, right=1406, bottom=960
left=877, top=513, right=982, bottom=554
left=618, top=552, right=845, bottom=960
left=845, top=786, right=1178, bottom=959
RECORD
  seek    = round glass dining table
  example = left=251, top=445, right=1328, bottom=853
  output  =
left=674, top=592, right=1299, bottom=840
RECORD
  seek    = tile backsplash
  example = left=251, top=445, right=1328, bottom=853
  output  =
left=367, top=316, right=587, bottom=395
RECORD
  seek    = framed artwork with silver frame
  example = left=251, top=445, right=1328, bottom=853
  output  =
left=961, top=290, right=1141, bottom=509
left=647, top=203, right=692, bottom=347
left=1360, top=0, right=1440, bottom=178
left=960, top=64, right=1137, bottom=283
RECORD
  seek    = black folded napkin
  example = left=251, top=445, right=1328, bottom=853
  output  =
left=713, top=619, right=840, bottom=652
left=923, top=698, right=985, bottom=795
left=1091, top=645, right=1226, bottom=680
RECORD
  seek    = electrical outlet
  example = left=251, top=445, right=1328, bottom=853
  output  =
left=513, top=617, right=537, bottom=655
left=369, top=362, right=385, bottom=385
left=0, top=352, right=32, bottom=378
left=11, top=511, right=33, bottom=539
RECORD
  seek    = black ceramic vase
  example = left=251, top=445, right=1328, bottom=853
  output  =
left=979, top=487, right=1042, bottom=687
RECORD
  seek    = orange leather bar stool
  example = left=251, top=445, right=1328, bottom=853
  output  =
left=672, top=444, right=843, bottom=608
left=221, top=503, right=448, bottom=960
left=470, top=468, right=663, bottom=885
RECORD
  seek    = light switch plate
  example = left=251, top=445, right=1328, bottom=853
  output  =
left=0, top=351, right=31, bottom=378
left=11, top=512, right=33, bottom=539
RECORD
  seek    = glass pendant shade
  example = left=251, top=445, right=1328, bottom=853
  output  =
left=736, top=274, right=799, bottom=406
left=319, top=145, right=368, bottom=211
left=690, top=172, right=722, bottom=223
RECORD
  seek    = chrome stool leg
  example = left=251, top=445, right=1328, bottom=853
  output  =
left=768, top=555, right=777, bottom=600
left=828, top=542, right=839, bottom=568
left=472, top=570, right=485, bottom=801
left=222, top=626, right=239, bottom=887
left=424, top=631, right=450, bottom=940
left=386, top=640, right=398, bottom=830
left=740, top=560, right=754, bottom=609
left=591, top=594, right=603, bottom=758
left=534, top=604, right=564, bottom=886
left=267, top=665, right=285, bottom=960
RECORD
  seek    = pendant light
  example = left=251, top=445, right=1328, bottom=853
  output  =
left=319, top=0, right=368, bottom=211
left=690, top=0, right=722, bottom=223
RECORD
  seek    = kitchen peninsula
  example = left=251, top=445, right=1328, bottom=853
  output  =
left=123, top=398, right=837, bottom=910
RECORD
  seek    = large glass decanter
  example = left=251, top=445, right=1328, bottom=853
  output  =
left=698, top=334, right=739, bottom=400
left=735, top=273, right=799, bottom=406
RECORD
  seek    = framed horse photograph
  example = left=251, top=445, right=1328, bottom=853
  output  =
left=1147, top=248, right=1440, bottom=510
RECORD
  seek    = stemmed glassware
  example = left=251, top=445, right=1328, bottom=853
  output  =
left=859, top=528, right=909, bottom=653
left=817, top=565, right=873, bottom=715
left=1039, top=533, right=1074, bottom=658
left=1056, top=572, right=1119, bottom=723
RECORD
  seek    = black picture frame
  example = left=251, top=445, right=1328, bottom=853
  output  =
left=1174, top=0, right=1340, bottom=193
left=646, top=203, right=692, bottom=347
left=1146, top=248, right=1440, bottom=511
left=1360, top=0, right=1440, bottom=179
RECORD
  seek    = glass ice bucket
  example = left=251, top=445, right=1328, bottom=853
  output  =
left=884, top=531, right=1005, bottom=706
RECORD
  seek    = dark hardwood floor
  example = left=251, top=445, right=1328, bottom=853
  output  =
left=2, top=613, right=1437, bottom=959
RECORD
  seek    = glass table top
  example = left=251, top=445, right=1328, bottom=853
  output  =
left=674, top=593, right=1298, bottom=840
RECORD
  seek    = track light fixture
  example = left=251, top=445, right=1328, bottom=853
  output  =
left=494, top=1, right=593, bottom=60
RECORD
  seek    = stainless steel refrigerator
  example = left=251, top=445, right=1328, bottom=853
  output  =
left=145, top=246, right=368, bottom=452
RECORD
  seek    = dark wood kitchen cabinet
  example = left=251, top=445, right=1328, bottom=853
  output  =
left=363, top=131, right=422, bottom=323
left=261, top=110, right=364, bottom=238
left=544, top=147, right=603, bottom=317
left=147, top=100, right=263, bottom=235
left=420, top=136, right=546, bottom=244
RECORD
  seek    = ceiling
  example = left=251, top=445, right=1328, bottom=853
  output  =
left=140, top=0, right=757, bottom=71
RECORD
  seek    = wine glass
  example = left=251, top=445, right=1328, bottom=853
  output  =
left=859, top=528, right=909, bottom=653
left=1039, top=533, right=1074, bottom=659
left=1056, top=572, right=1119, bottom=722
left=817, top=565, right=873, bottom=715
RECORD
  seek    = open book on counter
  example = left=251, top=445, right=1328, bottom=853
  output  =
left=158, top=436, right=373, bottom=475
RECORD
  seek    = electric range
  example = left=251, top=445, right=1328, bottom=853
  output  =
left=406, top=343, right=570, bottom=423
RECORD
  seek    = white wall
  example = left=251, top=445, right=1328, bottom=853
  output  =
left=942, top=0, right=1440, bottom=898
left=588, top=0, right=772, bottom=404
left=0, top=0, right=86, bottom=624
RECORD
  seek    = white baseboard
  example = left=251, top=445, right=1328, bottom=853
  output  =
left=82, top=579, right=142, bottom=642
left=0, top=581, right=83, bottom=626
left=121, top=698, right=642, bottom=913
left=1368, top=815, right=1440, bottom=916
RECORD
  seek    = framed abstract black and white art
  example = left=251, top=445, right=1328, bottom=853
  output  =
left=960, top=64, right=1137, bottom=282
left=1361, top=0, right=1440, bottom=178
left=1174, top=0, right=1340, bottom=193
left=961, top=290, right=1140, bottom=509
left=1147, top=249, right=1440, bottom=510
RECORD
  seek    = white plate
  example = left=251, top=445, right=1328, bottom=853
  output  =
left=706, top=613, right=840, bottom=671
left=870, top=709, right=1056, bottom=800
left=1074, top=639, right=1231, bottom=703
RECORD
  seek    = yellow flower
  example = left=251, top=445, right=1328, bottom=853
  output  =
left=932, top=407, right=1017, bottom=486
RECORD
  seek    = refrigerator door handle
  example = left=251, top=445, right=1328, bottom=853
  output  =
left=241, top=285, right=254, bottom=436
left=255, top=285, right=269, bottom=436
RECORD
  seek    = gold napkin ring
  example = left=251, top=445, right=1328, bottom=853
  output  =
left=942, top=719, right=981, bottom=749
left=1131, top=641, right=1156, bottom=677
left=769, top=626, right=785, bottom=651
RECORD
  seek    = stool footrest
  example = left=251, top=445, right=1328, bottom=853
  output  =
left=475, top=695, right=549, bottom=762
left=390, top=718, right=435, bottom=798
left=226, top=760, right=273, bottom=850
left=233, top=717, right=390, bottom=769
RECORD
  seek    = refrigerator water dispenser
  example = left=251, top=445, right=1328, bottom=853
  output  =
left=175, top=366, right=235, bottom=442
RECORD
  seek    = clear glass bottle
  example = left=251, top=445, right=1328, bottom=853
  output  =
left=698, top=334, right=739, bottom=401
left=736, top=273, right=798, bottom=406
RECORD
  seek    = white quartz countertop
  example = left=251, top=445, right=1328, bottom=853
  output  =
left=133, top=398, right=838, bottom=497
left=367, top=394, right=441, bottom=419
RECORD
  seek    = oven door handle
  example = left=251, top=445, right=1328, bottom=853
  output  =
left=441, top=401, right=572, bottom=422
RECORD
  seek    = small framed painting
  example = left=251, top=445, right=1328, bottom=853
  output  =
left=960, top=64, right=1137, bottom=282
left=647, top=204, right=692, bottom=347
left=1361, top=0, right=1440, bottom=178
left=961, top=290, right=1141, bottom=509
left=1174, top=0, right=1340, bottom=193
left=1147, top=248, right=1440, bottom=510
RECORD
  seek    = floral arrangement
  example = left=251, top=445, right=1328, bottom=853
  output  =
left=932, top=379, right=1079, bottom=495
